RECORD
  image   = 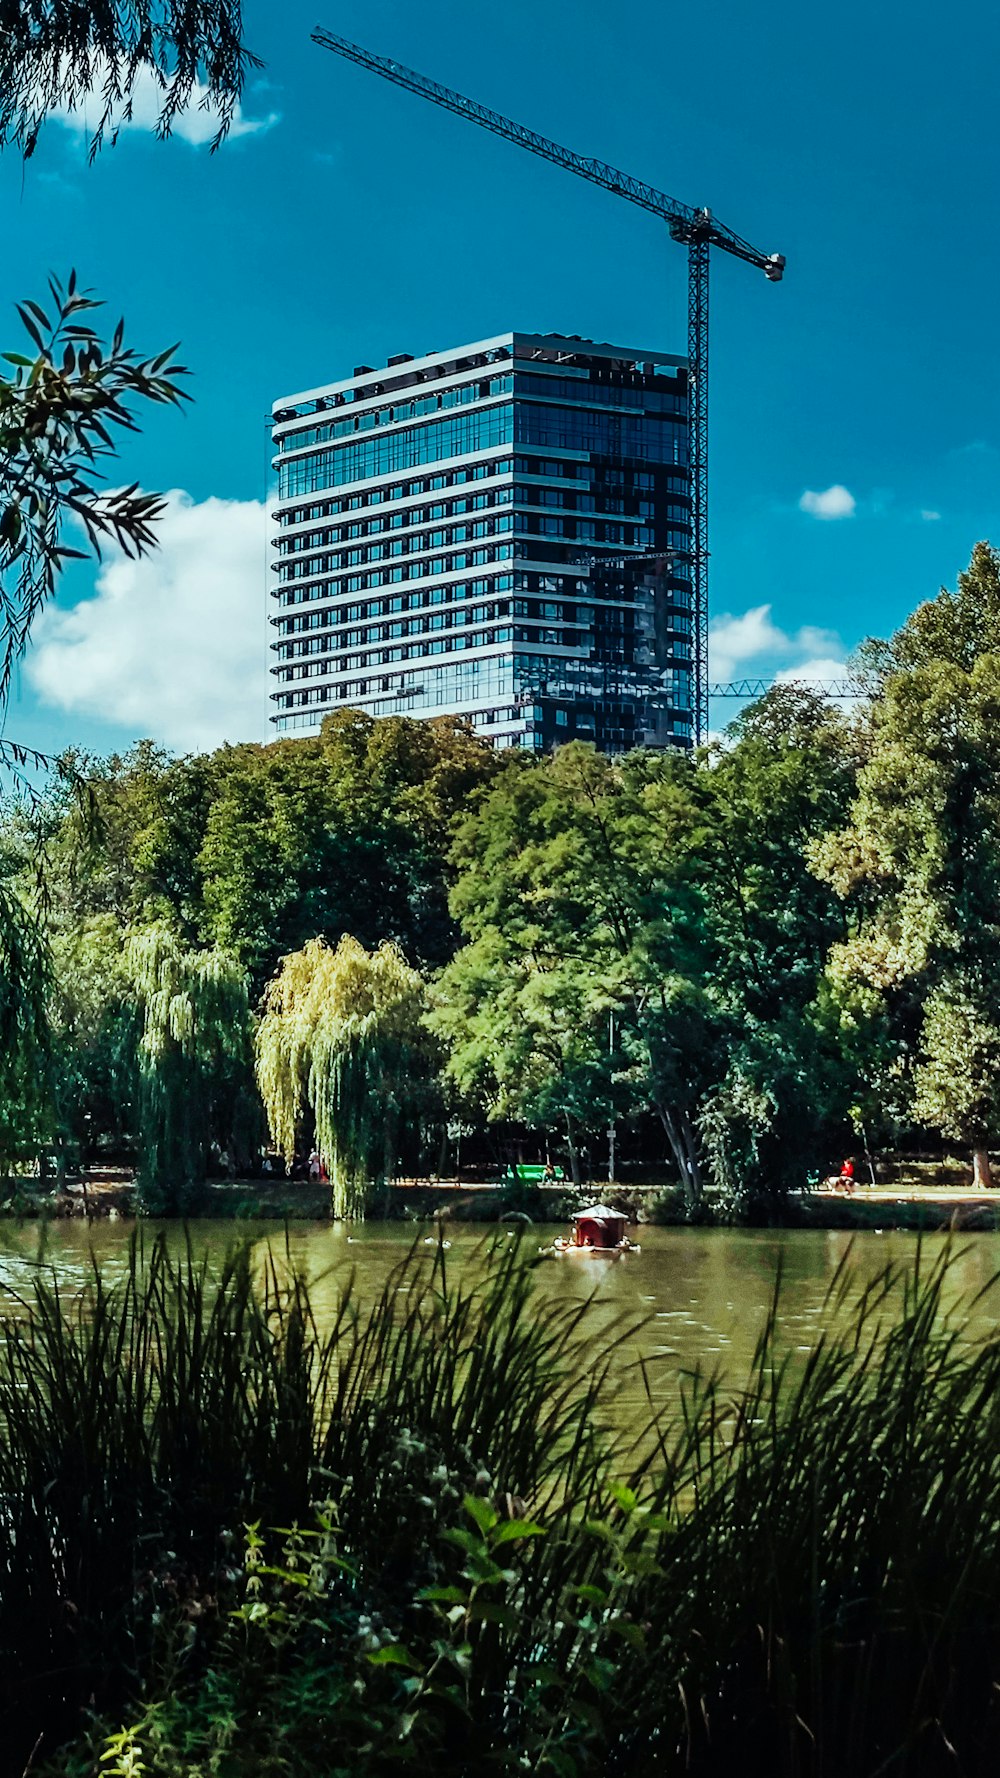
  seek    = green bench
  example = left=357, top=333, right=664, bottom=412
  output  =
left=499, top=1163, right=566, bottom=1185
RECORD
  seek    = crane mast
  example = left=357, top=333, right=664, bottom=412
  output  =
left=311, top=26, right=784, bottom=744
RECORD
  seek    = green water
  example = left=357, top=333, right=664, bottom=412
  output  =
left=1, top=1220, right=998, bottom=1420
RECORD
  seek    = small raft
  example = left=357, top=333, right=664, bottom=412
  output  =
left=549, top=1204, right=639, bottom=1257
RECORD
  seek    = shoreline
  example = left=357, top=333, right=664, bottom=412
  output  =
left=2, top=1173, right=1000, bottom=1231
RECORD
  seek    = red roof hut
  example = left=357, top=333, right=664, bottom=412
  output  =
left=573, top=1205, right=628, bottom=1249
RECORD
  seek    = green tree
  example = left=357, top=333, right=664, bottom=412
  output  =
left=49, top=913, right=134, bottom=1171
left=127, top=923, right=256, bottom=1213
left=857, top=538, right=1000, bottom=680
left=816, top=560, right=1000, bottom=1186
left=0, top=866, right=53, bottom=1172
left=27, top=714, right=497, bottom=991
left=430, top=923, right=614, bottom=1188
left=0, top=0, right=257, bottom=1174
left=0, top=283, right=193, bottom=1168
left=911, top=983, right=1000, bottom=1172
left=436, top=695, right=855, bottom=1217
left=138, top=713, right=499, bottom=987
left=695, top=687, right=857, bottom=1214
left=434, top=744, right=721, bottom=1207
left=256, top=934, right=435, bottom=1219
left=192, top=736, right=392, bottom=984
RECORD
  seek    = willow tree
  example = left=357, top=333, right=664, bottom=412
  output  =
left=256, top=935, right=433, bottom=1219
left=0, top=873, right=54, bottom=1173
left=126, top=924, right=255, bottom=1213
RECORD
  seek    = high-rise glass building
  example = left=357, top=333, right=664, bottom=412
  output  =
left=270, top=331, right=694, bottom=752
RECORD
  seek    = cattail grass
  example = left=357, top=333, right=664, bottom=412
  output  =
left=2, top=1236, right=1000, bottom=1775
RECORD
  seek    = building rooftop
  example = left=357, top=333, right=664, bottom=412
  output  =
left=273, top=330, right=686, bottom=418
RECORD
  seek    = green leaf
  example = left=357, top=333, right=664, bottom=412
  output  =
left=543, top=1750, right=579, bottom=1777
left=529, top=1664, right=561, bottom=1688
left=463, top=1493, right=499, bottom=1535
left=582, top=1519, right=616, bottom=1543
left=468, top=1601, right=520, bottom=1628
left=367, top=1644, right=422, bottom=1671
left=441, top=1527, right=482, bottom=1554
left=571, top=1583, right=608, bottom=1605
left=585, top=1656, right=617, bottom=1693
left=491, top=1518, right=546, bottom=1545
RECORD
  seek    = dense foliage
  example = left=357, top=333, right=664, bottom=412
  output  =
left=815, top=543, right=1000, bottom=1187
left=256, top=934, right=436, bottom=1217
left=0, top=277, right=192, bottom=1190
left=6, top=547, right=1000, bottom=1212
left=433, top=687, right=854, bottom=1214
left=0, top=1234, right=996, bottom=1776
left=7, top=713, right=498, bottom=1208
left=127, top=923, right=257, bottom=1213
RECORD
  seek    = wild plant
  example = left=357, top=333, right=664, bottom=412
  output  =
left=11, top=1234, right=1000, bottom=1777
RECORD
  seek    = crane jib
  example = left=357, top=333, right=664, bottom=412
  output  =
left=310, top=25, right=781, bottom=264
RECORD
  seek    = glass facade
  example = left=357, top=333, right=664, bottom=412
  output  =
left=270, top=333, right=695, bottom=752
left=278, top=405, right=513, bottom=499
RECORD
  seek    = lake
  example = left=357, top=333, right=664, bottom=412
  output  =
left=1, top=1220, right=997, bottom=1422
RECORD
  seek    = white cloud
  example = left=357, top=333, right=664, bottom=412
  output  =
left=775, top=655, right=850, bottom=686
left=948, top=440, right=994, bottom=459
left=709, top=602, right=847, bottom=686
left=26, top=490, right=270, bottom=752
left=799, top=484, right=856, bottom=521
left=921, top=509, right=942, bottom=522
left=707, top=604, right=788, bottom=682
left=52, top=64, right=279, bottom=146
left=791, top=623, right=842, bottom=660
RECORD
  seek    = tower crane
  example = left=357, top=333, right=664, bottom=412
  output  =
left=710, top=678, right=857, bottom=699
left=311, top=26, right=785, bottom=744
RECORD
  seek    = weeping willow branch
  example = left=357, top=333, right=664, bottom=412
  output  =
left=255, top=935, right=434, bottom=1220
left=126, top=923, right=253, bottom=1213
left=0, top=275, right=189, bottom=705
left=0, top=0, right=261, bottom=156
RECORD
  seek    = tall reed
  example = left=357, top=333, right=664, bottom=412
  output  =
left=2, top=1235, right=999, bottom=1776
left=0, top=1231, right=630, bottom=1772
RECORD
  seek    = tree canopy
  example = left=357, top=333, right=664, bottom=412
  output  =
left=127, top=923, right=255, bottom=1212
left=41, top=713, right=500, bottom=986
left=433, top=691, right=856, bottom=1213
left=256, top=935, right=435, bottom=1219
left=0, top=0, right=261, bottom=1205
left=4, top=545, right=1000, bottom=1215
left=815, top=544, right=1000, bottom=1185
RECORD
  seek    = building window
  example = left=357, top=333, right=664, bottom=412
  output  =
left=279, top=407, right=514, bottom=499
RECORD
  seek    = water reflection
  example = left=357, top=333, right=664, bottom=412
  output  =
left=0, top=1222, right=997, bottom=1422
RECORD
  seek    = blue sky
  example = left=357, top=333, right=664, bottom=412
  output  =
left=3, top=0, right=999, bottom=757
